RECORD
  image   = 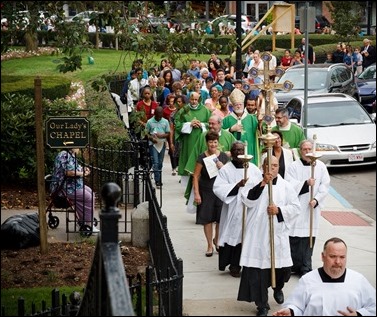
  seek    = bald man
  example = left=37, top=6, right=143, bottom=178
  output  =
left=237, top=156, right=301, bottom=316
left=174, top=92, right=211, bottom=183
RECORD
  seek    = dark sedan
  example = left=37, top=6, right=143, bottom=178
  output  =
left=356, top=63, right=376, bottom=113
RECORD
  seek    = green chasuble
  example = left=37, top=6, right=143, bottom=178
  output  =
left=222, top=112, right=260, bottom=166
left=271, top=122, right=305, bottom=149
left=184, top=129, right=236, bottom=175
left=174, top=103, right=211, bottom=176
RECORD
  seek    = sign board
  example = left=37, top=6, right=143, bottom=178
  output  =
left=299, top=6, right=316, bottom=33
left=45, top=117, right=90, bottom=148
left=273, top=4, right=295, bottom=33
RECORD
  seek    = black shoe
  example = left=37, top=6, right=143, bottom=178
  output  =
left=273, top=289, right=284, bottom=304
left=229, top=265, right=241, bottom=278
left=257, top=307, right=269, bottom=316
left=205, top=248, right=213, bottom=257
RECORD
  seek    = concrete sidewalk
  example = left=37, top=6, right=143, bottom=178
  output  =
left=158, top=153, right=376, bottom=316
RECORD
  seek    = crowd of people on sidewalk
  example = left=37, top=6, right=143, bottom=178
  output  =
left=116, top=46, right=376, bottom=315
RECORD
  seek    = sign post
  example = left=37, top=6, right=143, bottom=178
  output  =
left=45, top=117, right=90, bottom=148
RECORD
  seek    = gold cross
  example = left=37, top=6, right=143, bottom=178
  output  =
left=241, top=51, right=293, bottom=124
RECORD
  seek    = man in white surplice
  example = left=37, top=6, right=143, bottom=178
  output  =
left=272, top=237, right=376, bottom=316
left=237, top=156, right=301, bottom=316
left=213, top=141, right=262, bottom=277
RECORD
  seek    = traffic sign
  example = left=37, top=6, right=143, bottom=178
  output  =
left=45, top=117, right=90, bottom=148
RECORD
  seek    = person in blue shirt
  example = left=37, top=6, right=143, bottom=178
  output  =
left=145, top=106, right=171, bottom=188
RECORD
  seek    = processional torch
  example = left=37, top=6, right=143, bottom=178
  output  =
left=237, top=140, right=253, bottom=246
left=305, top=134, right=322, bottom=248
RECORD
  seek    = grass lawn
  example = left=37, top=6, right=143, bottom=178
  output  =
left=1, top=48, right=224, bottom=83
left=1, top=286, right=85, bottom=316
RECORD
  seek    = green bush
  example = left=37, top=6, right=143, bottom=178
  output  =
left=1, top=73, right=130, bottom=184
left=0, top=93, right=80, bottom=182
left=85, top=80, right=130, bottom=148
left=1, top=76, right=71, bottom=101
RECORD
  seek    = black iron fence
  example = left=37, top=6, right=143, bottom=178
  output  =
left=3, top=138, right=182, bottom=316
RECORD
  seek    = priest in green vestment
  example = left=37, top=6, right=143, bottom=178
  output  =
left=271, top=107, right=306, bottom=159
left=184, top=114, right=236, bottom=176
left=222, top=88, right=261, bottom=167
left=174, top=92, right=211, bottom=178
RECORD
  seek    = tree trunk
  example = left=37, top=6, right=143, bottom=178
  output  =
left=24, top=30, right=38, bottom=52
left=96, top=28, right=100, bottom=49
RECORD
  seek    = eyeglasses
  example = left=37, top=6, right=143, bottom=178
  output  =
left=275, top=116, right=284, bottom=120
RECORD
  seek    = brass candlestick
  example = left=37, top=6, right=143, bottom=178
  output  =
left=305, top=135, right=322, bottom=248
left=238, top=141, right=253, bottom=246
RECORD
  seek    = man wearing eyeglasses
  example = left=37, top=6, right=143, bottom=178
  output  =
left=272, top=107, right=305, bottom=158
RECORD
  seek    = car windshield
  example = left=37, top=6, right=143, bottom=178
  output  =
left=278, top=70, right=327, bottom=90
left=307, top=100, right=373, bottom=127
left=358, top=65, right=376, bottom=80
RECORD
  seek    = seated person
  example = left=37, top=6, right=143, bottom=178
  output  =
left=50, top=148, right=99, bottom=233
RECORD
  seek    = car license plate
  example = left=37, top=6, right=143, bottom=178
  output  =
left=348, top=154, right=364, bottom=162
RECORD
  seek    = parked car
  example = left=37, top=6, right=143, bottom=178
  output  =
left=1, top=10, right=56, bottom=30
left=356, top=63, right=376, bottom=113
left=295, top=15, right=330, bottom=33
left=209, top=15, right=257, bottom=34
left=66, top=11, right=102, bottom=24
left=143, top=16, right=183, bottom=33
left=275, top=63, right=359, bottom=107
left=284, top=93, right=376, bottom=168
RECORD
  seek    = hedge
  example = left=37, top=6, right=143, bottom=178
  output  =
left=1, top=75, right=71, bottom=101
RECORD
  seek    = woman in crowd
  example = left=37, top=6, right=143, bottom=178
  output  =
left=192, top=131, right=229, bottom=256
left=261, top=131, right=295, bottom=178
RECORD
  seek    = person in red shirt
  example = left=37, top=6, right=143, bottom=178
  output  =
left=280, top=49, right=293, bottom=70
left=136, top=86, right=159, bottom=125
left=162, top=94, right=176, bottom=121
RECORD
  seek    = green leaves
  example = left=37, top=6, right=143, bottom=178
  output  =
left=56, top=55, right=83, bottom=73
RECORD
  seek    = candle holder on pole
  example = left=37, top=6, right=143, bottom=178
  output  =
left=305, top=134, right=322, bottom=248
left=237, top=141, right=253, bottom=246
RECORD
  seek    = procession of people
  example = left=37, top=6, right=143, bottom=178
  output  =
left=125, top=50, right=375, bottom=316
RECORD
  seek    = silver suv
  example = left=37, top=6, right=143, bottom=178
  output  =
left=275, top=63, right=359, bottom=107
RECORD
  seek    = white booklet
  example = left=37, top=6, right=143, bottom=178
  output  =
left=203, top=154, right=218, bottom=179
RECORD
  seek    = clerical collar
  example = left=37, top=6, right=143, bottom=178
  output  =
left=232, top=160, right=244, bottom=168
left=318, top=267, right=346, bottom=283
left=300, top=158, right=311, bottom=166
left=189, top=104, right=200, bottom=110
left=262, top=174, right=278, bottom=184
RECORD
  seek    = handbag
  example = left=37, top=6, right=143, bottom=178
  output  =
left=185, top=186, right=197, bottom=214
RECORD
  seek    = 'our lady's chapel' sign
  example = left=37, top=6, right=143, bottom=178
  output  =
left=45, top=117, right=90, bottom=148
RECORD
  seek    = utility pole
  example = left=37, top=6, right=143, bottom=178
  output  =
left=235, top=1, right=242, bottom=79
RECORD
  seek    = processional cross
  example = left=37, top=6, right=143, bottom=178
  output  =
left=241, top=51, right=293, bottom=288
